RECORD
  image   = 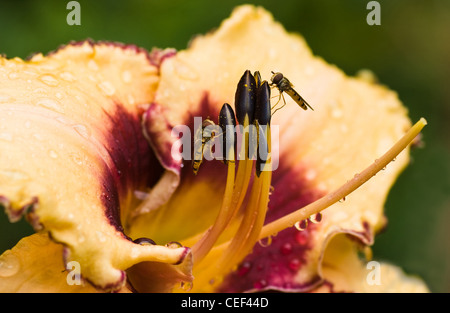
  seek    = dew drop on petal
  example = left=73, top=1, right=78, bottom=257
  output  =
left=70, top=153, right=84, bottom=166
left=8, top=72, right=18, bottom=80
left=253, top=279, right=267, bottom=290
left=59, top=71, right=77, bottom=82
left=96, top=231, right=107, bottom=243
left=72, top=124, right=91, bottom=139
left=121, top=70, right=132, bottom=83
left=133, top=237, right=156, bottom=246
left=339, top=196, right=346, bottom=203
left=0, top=251, right=20, bottom=277
left=180, top=281, right=193, bottom=291
left=280, top=242, right=292, bottom=255
left=237, top=261, right=252, bottom=277
left=295, top=231, right=308, bottom=245
left=0, top=132, right=13, bottom=142
left=36, top=98, right=64, bottom=113
left=288, top=258, right=301, bottom=271
left=166, top=241, right=182, bottom=249
left=39, top=74, right=59, bottom=87
left=294, top=219, right=308, bottom=231
left=48, top=150, right=58, bottom=159
left=175, top=59, right=199, bottom=81
left=88, top=60, right=99, bottom=71
left=97, top=81, right=116, bottom=96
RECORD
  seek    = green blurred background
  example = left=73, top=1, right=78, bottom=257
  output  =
left=0, top=0, right=449, bottom=292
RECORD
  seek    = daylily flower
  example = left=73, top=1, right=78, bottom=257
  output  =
left=0, top=5, right=428, bottom=293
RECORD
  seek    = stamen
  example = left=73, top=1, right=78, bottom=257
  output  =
left=192, top=104, right=237, bottom=263
left=259, top=118, right=427, bottom=240
left=202, top=78, right=273, bottom=277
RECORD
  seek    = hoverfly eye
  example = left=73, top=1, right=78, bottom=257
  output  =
left=271, top=72, right=283, bottom=84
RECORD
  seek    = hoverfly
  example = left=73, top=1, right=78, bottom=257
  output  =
left=269, top=71, right=313, bottom=112
left=192, top=118, right=216, bottom=175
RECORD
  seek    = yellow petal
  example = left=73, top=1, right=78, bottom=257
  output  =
left=315, top=234, right=429, bottom=292
left=0, top=233, right=108, bottom=292
left=0, top=42, right=191, bottom=291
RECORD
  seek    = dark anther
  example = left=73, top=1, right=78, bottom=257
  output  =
left=219, top=103, right=237, bottom=164
left=255, top=81, right=271, bottom=177
left=255, top=81, right=271, bottom=126
left=133, top=237, right=157, bottom=245
left=254, top=71, right=263, bottom=88
left=234, top=70, right=256, bottom=126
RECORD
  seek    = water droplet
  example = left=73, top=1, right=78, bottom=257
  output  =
left=0, top=94, right=14, bottom=103
left=133, top=237, right=156, bottom=246
left=39, top=74, right=59, bottom=87
left=258, top=236, right=272, bottom=247
left=97, top=81, right=116, bottom=96
left=288, top=258, right=301, bottom=271
left=122, top=70, right=132, bottom=83
left=88, top=60, right=99, bottom=71
left=175, top=59, right=199, bottom=81
left=309, top=212, right=323, bottom=224
left=127, top=94, right=135, bottom=105
left=180, top=281, right=193, bottom=291
left=237, top=261, right=252, bottom=276
left=71, top=154, right=83, bottom=166
left=253, top=279, right=267, bottom=290
left=294, top=220, right=308, bottom=231
left=339, top=196, right=346, bottom=203
left=48, top=150, right=58, bottom=159
left=73, top=124, right=91, bottom=139
left=32, top=133, right=44, bottom=141
left=59, top=72, right=76, bottom=82
left=0, top=132, right=13, bottom=142
left=96, top=231, right=107, bottom=243
left=0, top=251, right=20, bottom=277
left=36, top=98, right=64, bottom=113
left=8, top=72, right=18, bottom=80
left=77, top=235, right=86, bottom=243
left=295, top=232, right=308, bottom=245
left=280, top=242, right=292, bottom=255
left=166, top=241, right=182, bottom=249
left=331, top=108, right=343, bottom=119
left=305, top=169, right=317, bottom=181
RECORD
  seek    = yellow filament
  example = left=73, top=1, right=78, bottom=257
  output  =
left=209, top=126, right=273, bottom=276
left=191, top=117, right=254, bottom=265
left=259, top=118, right=427, bottom=240
left=192, top=159, right=235, bottom=264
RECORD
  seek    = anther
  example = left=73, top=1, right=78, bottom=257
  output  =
left=219, top=103, right=237, bottom=164
left=254, top=71, right=263, bottom=88
left=254, top=81, right=271, bottom=177
left=234, top=70, right=256, bottom=126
